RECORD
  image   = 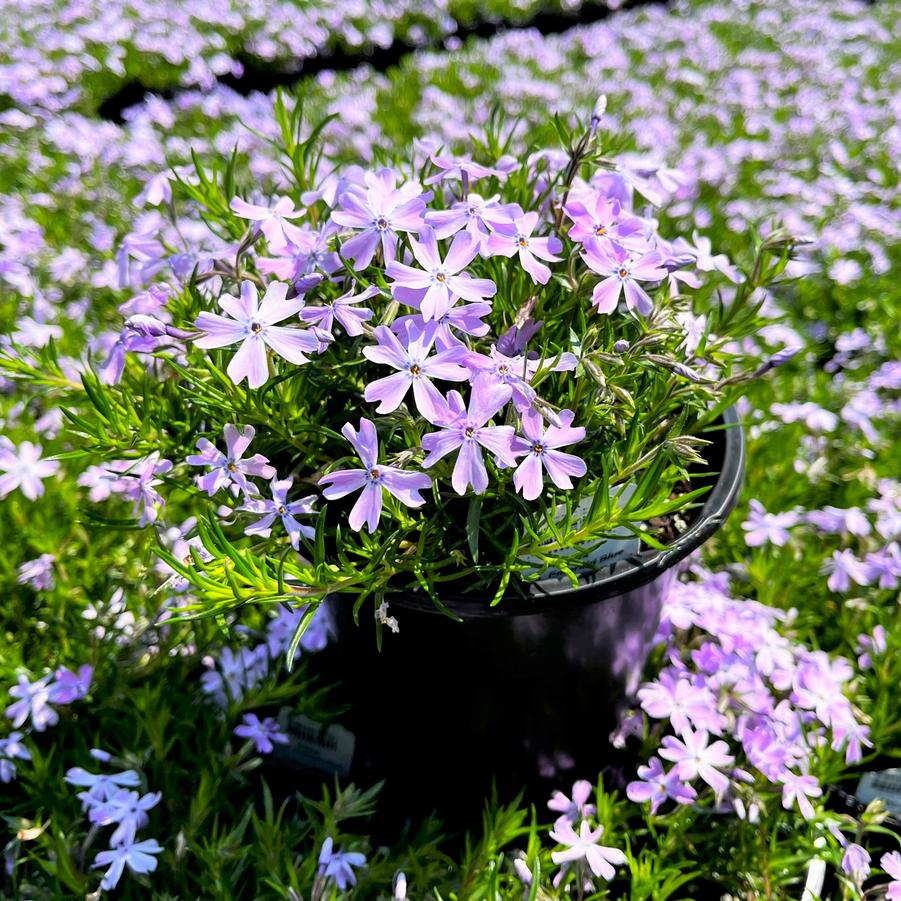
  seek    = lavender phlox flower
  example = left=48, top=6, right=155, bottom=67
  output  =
left=194, top=280, right=325, bottom=389
left=791, top=653, right=854, bottom=727
left=563, top=193, right=645, bottom=249
left=5, top=673, right=57, bottom=731
left=637, top=668, right=724, bottom=735
left=805, top=506, right=871, bottom=535
left=65, top=768, right=142, bottom=809
left=318, top=418, right=432, bottom=533
left=48, top=664, right=93, bottom=704
left=266, top=603, right=333, bottom=658
left=234, top=713, right=289, bottom=754
left=483, top=211, right=563, bottom=285
left=120, top=452, right=172, bottom=527
left=332, top=168, right=427, bottom=268
left=864, top=544, right=901, bottom=590
left=779, top=770, right=822, bottom=820
left=424, top=153, right=501, bottom=187
left=230, top=195, right=306, bottom=251
left=548, top=780, right=596, bottom=823
left=464, top=345, right=577, bottom=413
left=386, top=226, right=495, bottom=321
left=510, top=408, right=586, bottom=500
left=856, top=625, right=887, bottom=670
left=549, top=819, right=626, bottom=882
left=362, top=322, right=469, bottom=421
left=424, top=193, right=516, bottom=240
left=16, top=553, right=55, bottom=590
left=684, top=231, right=744, bottom=282
left=200, top=645, right=269, bottom=707
left=881, top=852, right=901, bottom=900
left=241, top=478, right=316, bottom=550
left=770, top=402, right=838, bottom=432
left=92, top=838, right=162, bottom=891
left=741, top=499, right=800, bottom=547
left=581, top=239, right=667, bottom=315
left=318, top=836, right=366, bottom=891
left=187, top=424, right=275, bottom=497
left=830, top=710, right=872, bottom=765
left=676, top=311, right=708, bottom=356
left=659, top=728, right=734, bottom=798
left=823, top=549, right=875, bottom=593
left=90, top=789, right=161, bottom=847
left=0, top=440, right=60, bottom=501
left=135, top=172, right=172, bottom=208
left=869, top=485, right=901, bottom=540
left=0, top=732, right=30, bottom=784
left=116, top=225, right=166, bottom=289
left=841, top=844, right=871, bottom=883
left=299, top=284, right=380, bottom=337
left=421, top=383, right=517, bottom=495
left=841, top=389, right=883, bottom=444
left=393, top=301, right=492, bottom=350
left=626, top=757, right=697, bottom=813
left=258, top=222, right=343, bottom=279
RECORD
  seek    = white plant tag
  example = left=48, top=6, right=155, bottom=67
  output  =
left=521, top=483, right=640, bottom=580
left=275, top=711, right=355, bottom=777
left=855, top=769, right=901, bottom=815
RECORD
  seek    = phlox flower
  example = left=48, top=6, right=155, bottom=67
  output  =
left=881, top=851, right=901, bottom=900
left=234, top=713, right=289, bottom=755
left=200, top=645, right=269, bottom=707
left=424, top=153, right=501, bottom=186
left=841, top=843, right=871, bottom=882
left=0, top=732, right=30, bottom=784
left=90, top=788, right=161, bottom=846
left=548, top=780, right=596, bottom=823
left=823, top=549, right=875, bottom=593
left=241, top=478, right=317, bottom=550
left=659, top=728, right=734, bottom=798
left=805, top=506, right=870, bottom=536
left=266, top=604, right=333, bottom=658
left=779, top=770, right=822, bottom=820
left=48, top=664, right=93, bottom=704
left=187, top=424, right=275, bottom=497
left=580, top=240, right=667, bottom=314
left=194, top=280, right=325, bottom=389
left=0, top=439, right=60, bottom=500
left=549, top=819, right=626, bottom=882
left=127, top=452, right=172, bottom=526
left=511, top=409, right=586, bottom=501
left=421, top=383, right=517, bottom=495
left=5, top=673, right=57, bottom=731
left=362, top=322, right=469, bottom=421
left=318, top=836, right=366, bottom=891
left=424, top=193, right=514, bottom=240
left=393, top=302, right=492, bottom=350
left=331, top=168, right=427, bottom=268
left=687, top=231, right=744, bottom=283
left=386, top=226, right=495, bottom=321
left=318, top=418, right=432, bottom=533
left=741, top=499, right=800, bottom=547
left=563, top=194, right=645, bottom=249
left=66, top=767, right=142, bottom=809
left=92, top=838, right=162, bottom=891
left=16, top=553, right=55, bottom=590
left=484, top=211, right=563, bottom=285
left=626, top=757, right=697, bottom=813
left=230, top=195, right=306, bottom=251
left=299, top=284, right=380, bottom=337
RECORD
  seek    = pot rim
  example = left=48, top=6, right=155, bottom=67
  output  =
left=386, top=407, right=745, bottom=618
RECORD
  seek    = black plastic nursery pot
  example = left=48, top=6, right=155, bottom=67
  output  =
left=305, top=409, right=745, bottom=827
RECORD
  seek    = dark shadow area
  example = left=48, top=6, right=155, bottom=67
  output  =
left=97, top=0, right=669, bottom=122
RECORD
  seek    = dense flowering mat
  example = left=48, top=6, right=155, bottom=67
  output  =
left=0, top=0, right=899, bottom=897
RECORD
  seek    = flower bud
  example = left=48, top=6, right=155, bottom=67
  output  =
left=124, top=314, right=168, bottom=337
left=613, top=339, right=630, bottom=354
